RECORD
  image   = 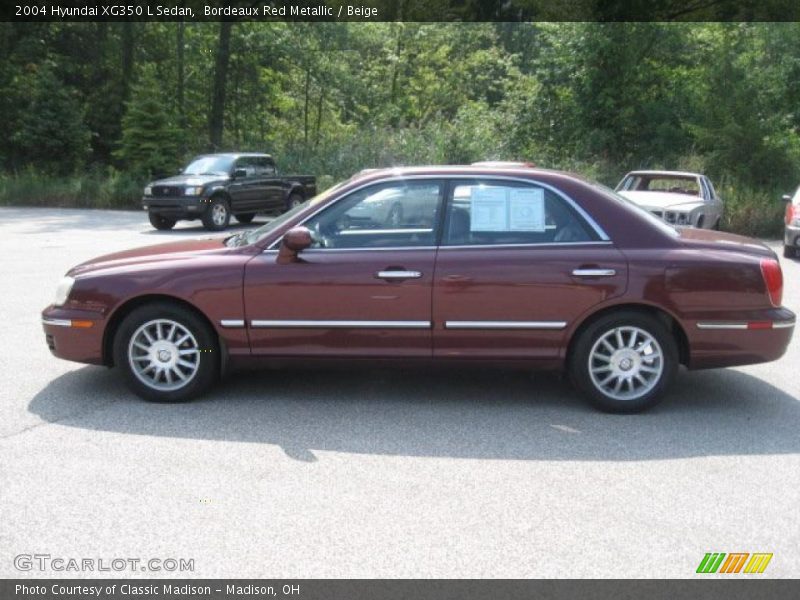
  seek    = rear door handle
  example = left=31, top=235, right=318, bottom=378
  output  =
left=572, top=268, right=616, bottom=277
left=376, top=270, right=422, bottom=280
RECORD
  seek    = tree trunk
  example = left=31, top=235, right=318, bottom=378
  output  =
left=303, top=68, right=311, bottom=149
left=176, top=21, right=185, bottom=127
left=121, top=22, right=135, bottom=102
left=209, top=21, right=233, bottom=151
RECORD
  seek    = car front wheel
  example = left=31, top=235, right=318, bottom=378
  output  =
left=202, top=196, right=231, bottom=231
left=569, top=311, right=678, bottom=413
left=148, top=213, right=176, bottom=230
left=113, top=303, right=219, bottom=402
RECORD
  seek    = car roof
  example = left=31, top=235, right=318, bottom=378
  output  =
left=624, top=170, right=703, bottom=179
left=345, top=165, right=580, bottom=184
left=195, top=152, right=273, bottom=159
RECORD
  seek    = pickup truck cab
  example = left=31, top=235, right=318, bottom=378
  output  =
left=142, top=153, right=316, bottom=231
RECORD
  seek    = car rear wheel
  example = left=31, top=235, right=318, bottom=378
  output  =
left=287, top=193, right=304, bottom=211
left=202, top=196, right=231, bottom=231
left=148, top=213, right=176, bottom=231
left=569, top=311, right=678, bottom=413
left=113, top=303, right=219, bottom=402
left=235, top=212, right=256, bottom=224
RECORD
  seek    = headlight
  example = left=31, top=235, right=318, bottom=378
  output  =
left=184, top=186, right=204, bottom=196
left=143, top=186, right=152, bottom=196
left=54, top=276, right=75, bottom=307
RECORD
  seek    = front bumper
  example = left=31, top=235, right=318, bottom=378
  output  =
left=41, top=305, right=106, bottom=365
left=785, top=223, right=800, bottom=248
left=688, top=307, right=795, bottom=369
left=142, top=195, right=206, bottom=219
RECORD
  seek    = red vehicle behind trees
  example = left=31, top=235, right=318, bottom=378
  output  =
left=43, top=166, right=794, bottom=412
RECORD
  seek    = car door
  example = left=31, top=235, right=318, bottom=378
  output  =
left=228, top=157, right=258, bottom=210
left=243, top=179, right=445, bottom=357
left=702, top=176, right=723, bottom=227
left=432, top=178, right=627, bottom=360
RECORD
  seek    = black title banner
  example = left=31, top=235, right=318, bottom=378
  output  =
left=2, top=580, right=800, bottom=600
left=4, top=0, right=800, bottom=22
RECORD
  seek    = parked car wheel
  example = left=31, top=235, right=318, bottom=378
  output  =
left=288, top=193, right=304, bottom=210
left=569, top=311, right=678, bottom=413
left=235, top=213, right=256, bottom=224
left=784, top=245, right=796, bottom=258
left=202, top=196, right=231, bottom=231
left=148, top=213, right=176, bottom=231
left=113, top=302, right=219, bottom=402
left=696, top=215, right=705, bottom=229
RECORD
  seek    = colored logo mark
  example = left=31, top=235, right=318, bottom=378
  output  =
left=696, top=552, right=773, bottom=574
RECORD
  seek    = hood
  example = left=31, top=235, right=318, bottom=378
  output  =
left=677, top=227, right=774, bottom=257
left=150, top=174, right=229, bottom=187
left=69, top=238, right=229, bottom=277
left=619, top=190, right=703, bottom=211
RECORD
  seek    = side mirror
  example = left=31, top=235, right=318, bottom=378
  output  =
left=782, top=194, right=792, bottom=202
left=233, top=168, right=248, bottom=179
left=277, top=226, right=312, bottom=264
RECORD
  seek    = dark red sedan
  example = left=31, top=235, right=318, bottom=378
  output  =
left=42, top=166, right=795, bottom=412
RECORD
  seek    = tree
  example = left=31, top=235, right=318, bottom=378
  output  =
left=209, top=21, right=233, bottom=150
left=114, top=65, right=182, bottom=178
left=9, top=65, right=90, bottom=174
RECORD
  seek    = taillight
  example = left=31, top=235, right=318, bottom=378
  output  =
left=760, top=259, right=783, bottom=307
left=786, top=203, right=795, bottom=226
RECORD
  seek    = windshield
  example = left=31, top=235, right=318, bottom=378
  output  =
left=183, top=156, right=234, bottom=176
left=229, top=181, right=349, bottom=247
left=593, top=182, right=680, bottom=237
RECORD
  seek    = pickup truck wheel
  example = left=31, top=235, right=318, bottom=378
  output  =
left=202, top=196, right=231, bottom=231
left=288, top=193, right=304, bottom=211
left=569, top=311, right=678, bottom=413
left=113, top=302, right=219, bottom=402
left=148, top=213, right=176, bottom=231
left=235, top=213, right=255, bottom=224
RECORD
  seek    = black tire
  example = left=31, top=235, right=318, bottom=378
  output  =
left=287, top=193, right=304, bottom=211
left=713, top=218, right=721, bottom=231
left=202, top=196, right=231, bottom=231
left=148, top=213, right=176, bottom=231
left=784, top=245, right=796, bottom=258
left=568, top=310, right=678, bottom=413
left=235, top=212, right=256, bottom=224
left=113, top=302, right=219, bottom=402
left=696, top=215, right=705, bottom=229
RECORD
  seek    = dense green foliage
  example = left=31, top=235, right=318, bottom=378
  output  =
left=1, top=22, right=797, bottom=236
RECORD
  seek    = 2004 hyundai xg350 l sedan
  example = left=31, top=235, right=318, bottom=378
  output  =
left=42, top=166, right=795, bottom=412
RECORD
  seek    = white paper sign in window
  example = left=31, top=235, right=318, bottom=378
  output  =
left=509, top=188, right=545, bottom=231
left=470, top=186, right=508, bottom=231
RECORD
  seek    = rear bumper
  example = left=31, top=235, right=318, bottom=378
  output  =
left=687, top=308, right=795, bottom=369
left=41, top=305, right=106, bottom=365
left=142, top=196, right=206, bottom=220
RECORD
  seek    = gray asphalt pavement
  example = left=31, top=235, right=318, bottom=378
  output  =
left=0, top=206, right=798, bottom=578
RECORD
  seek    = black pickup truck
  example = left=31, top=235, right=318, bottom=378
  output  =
left=142, top=153, right=316, bottom=231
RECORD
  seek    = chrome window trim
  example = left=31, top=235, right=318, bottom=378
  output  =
left=250, top=320, right=431, bottom=329
left=445, top=320, right=567, bottom=330
left=266, top=174, right=611, bottom=251
left=42, top=317, right=72, bottom=327
left=437, top=241, right=613, bottom=250
left=219, top=319, right=245, bottom=328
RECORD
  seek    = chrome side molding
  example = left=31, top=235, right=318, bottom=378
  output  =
left=444, top=321, right=567, bottom=330
left=250, top=320, right=431, bottom=329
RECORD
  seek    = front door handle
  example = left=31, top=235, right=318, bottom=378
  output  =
left=572, top=268, right=616, bottom=277
left=376, top=270, right=422, bottom=280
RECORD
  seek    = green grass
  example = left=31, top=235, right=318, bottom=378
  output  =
left=0, top=170, right=142, bottom=210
